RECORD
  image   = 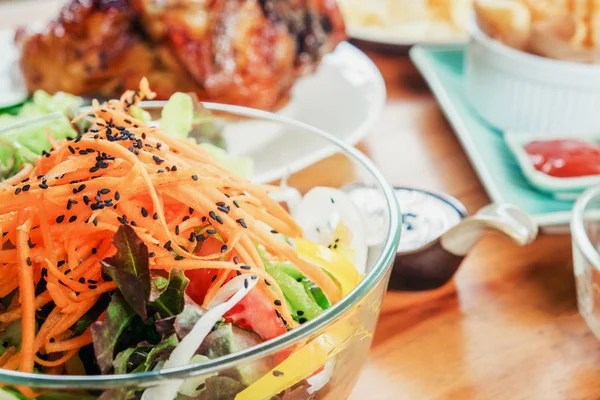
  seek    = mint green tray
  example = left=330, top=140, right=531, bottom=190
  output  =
left=410, top=45, right=573, bottom=230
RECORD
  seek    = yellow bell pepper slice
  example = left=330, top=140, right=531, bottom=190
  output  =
left=295, top=238, right=360, bottom=296
left=235, top=319, right=359, bottom=400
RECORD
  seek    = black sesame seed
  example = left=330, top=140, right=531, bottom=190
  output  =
left=297, top=310, right=304, bottom=316
left=26, top=257, right=32, bottom=266
left=191, top=175, right=198, bottom=181
left=237, top=219, right=247, bottom=229
left=220, top=245, right=227, bottom=253
left=233, top=256, right=239, bottom=264
left=27, top=238, right=35, bottom=249
left=153, top=213, right=158, bottom=220
left=240, top=265, right=251, bottom=270
left=189, top=207, right=194, bottom=215
left=273, top=370, right=284, bottom=377
left=79, top=278, right=85, bottom=283
left=68, top=145, right=75, bottom=154
left=100, top=188, right=110, bottom=195
left=93, top=218, right=98, bottom=227
left=83, top=195, right=90, bottom=205
left=39, top=183, right=48, bottom=189
left=14, top=187, right=21, bottom=195
left=244, top=279, right=249, bottom=289
left=88, top=285, right=97, bottom=290
left=233, top=200, right=240, bottom=208
left=211, top=275, right=217, bottom=282
left=217, top=206, right=229, bottom=214
left=130, top=221, right=137, bottom=227
left=91, top=248, right=97, bottom=254
left=69, top=215, right=77, bottom=223
left=182, top=216, right=190, bottom=222
left=274, top=300, right=282, bottom=306
left=56, top=215, right=65, bottom=223
left=115, top=191, right=120, bottom=201
left=149, top=252, right=156, bottom=257
left=265, top=279, right=271, bottom=286
left=251, top=275, right=257, bottom=280
left=88, top=279, right=98, bottom=284
left=298, top=317, right=307, bottom=324
left=207, top=229, right=217, bottom=235
left=171, top=165, right=177, bottom=172
left=57, top=260, right=65, bottom=267
left=141, top=207, right=148, bottom=218
left=152, top=155, right=164, bottom=165
left=270, top=230, right=278, bottom=234
left=175, top=255, right=184, bottom=261
left=209, top=211, right=217, bottom=220
left=164, top=241, right=172, bottom=250
left=22, top=184, right=30, bottom=192
left=236, top=271, right=242, bottom=276
left=196, top=233, right=205, bottom=241
left=175, top=225, right=180, bottom=235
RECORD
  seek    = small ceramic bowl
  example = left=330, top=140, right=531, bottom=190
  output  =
left=465, top=17, right=600, bottom=134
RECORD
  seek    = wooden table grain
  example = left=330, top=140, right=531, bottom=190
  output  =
left=2, top=2, right=600, bottom=399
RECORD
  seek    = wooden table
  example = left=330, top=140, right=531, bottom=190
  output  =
left=2, top=2, right=600, bottom=399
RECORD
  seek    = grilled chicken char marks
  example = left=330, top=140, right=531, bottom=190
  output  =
left=17, top=0, right=346, bottom=109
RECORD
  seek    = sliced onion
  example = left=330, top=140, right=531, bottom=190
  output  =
left=293, top=187, right=368, bottom=274
left=141, top=275, right=258, bottom=400
left=306, top=359, right=336, bottom=394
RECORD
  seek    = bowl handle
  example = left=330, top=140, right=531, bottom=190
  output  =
left=440, top=203, right=539, bottom=256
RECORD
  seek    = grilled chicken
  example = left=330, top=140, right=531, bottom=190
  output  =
left=17, top=0, right=346, bottom=110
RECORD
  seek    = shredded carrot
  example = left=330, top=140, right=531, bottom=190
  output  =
left=0, top=80, right=342, bottom=388
left=34, top=349, right=77, bottom=367
left=16, top=216, right=35, bottom=374
left=45, top=330, right=92, bottom=354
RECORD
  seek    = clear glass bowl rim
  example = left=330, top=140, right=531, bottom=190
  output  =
left=572, top=185, right=600, bottom=269
left=0, top=101, right=401, bottom=389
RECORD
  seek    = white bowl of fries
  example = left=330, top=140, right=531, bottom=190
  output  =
left=465, top=0, right=600, bottom=134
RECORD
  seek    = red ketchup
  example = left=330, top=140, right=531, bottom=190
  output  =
left=524, top=139, right=600, bottom=178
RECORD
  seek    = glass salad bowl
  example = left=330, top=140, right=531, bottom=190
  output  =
left=0, top=102, right=401, bottom=400
left=572, top=186, right=600, bottom=340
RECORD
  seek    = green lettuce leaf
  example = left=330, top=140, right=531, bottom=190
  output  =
left=160, top=92, right=225, bottom=147
left=113, top=333, right=178, bottom=374
left=149, top=269, right=189, bottom=319
left=161, top=93, right=194, bottom=139
left=201, top=143, right=254, bottom=179
left=0, top=90, right=81, bottom=179
left=101, top=226, right=150, bottom=319
left=91, top=293, right=137, bottom=374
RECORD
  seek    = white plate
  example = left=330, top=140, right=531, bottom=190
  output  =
left=0, top=28, right=385, bottom=182
left=0, top=30, right=27, bottom=109
left=348, top=25, right=468, bottom=47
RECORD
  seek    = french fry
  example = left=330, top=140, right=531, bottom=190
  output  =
left=475, top=0, right=600, bottom=63
left=475, top=0, right=532, bottom=50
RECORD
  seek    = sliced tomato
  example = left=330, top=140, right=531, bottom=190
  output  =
left=185, top=237, right=225, bottom=305
left=224, top=288, right=287, bottom=341
left=185, top=237, right=287, bottom=342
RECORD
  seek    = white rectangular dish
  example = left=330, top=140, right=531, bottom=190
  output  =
left=504, top=131, right=600, bottom=200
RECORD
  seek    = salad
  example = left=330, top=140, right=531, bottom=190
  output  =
left=0, top=80, right=370, bottom=400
